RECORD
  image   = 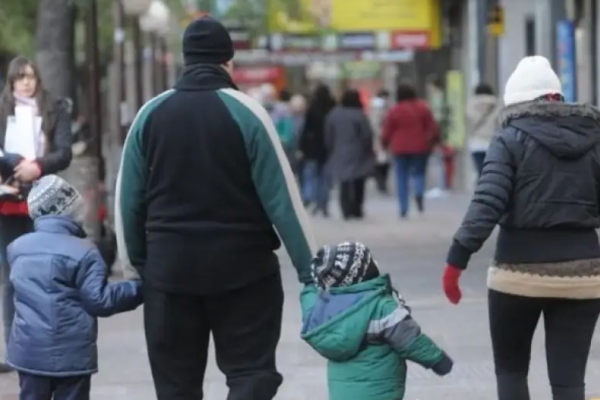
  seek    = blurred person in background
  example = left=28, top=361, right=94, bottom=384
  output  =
left=325, top=89, right=375, bottom=220
left=247, top=87, right=264, bottom=104
left=382, top=82, right=439, bottom=218
left=369, top=88, right=392, bottom=194
left=260, top=83, right=279, bottom=115
left=0, top=56, right=73, bottom=373
left=271, top=89, right=296, bottom=169
left=299, top=84, right=336, bottom=216
left=289, top=93, right=307, bottom=177
left=467, top=83, right=501, bottom=177
left=426, top=76, right=454, bottom=193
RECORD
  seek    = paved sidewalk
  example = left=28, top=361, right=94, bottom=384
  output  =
left=2, top=191, right=600, bottom=399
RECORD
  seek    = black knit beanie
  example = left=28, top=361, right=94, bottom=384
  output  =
left=182, top=16, right=234, bottom=66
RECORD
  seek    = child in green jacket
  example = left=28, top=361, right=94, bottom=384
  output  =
left=300, top=242, right=453, bottom=400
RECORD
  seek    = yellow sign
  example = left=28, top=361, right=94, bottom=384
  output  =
left=268, top=0, right=326, bottom=34
left=487, top=4, right=505, bottom=37
left=445, top=70, right=466, bottom=150
left=268, top=0, right=442, bottom=47
left=331, top=0, right=438, bottom=31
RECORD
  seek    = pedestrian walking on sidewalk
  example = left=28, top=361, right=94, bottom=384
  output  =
left=7, top=175, right=142, bottom=400
left=382, top=82, right=440, bottom=218
left=115, top=16, right=316, bottom=400
left=369, top=88, right=392, bottom=193
left=289, top=93, right=307, bottom=178
left=325, top=89, right=375, bottom=219
left=443, top=55, right=600, bottom=400
left=299, top=84, right=336, bottom=216
left=467, top=82, right=501, bottom=177
left=301, top=242, right=453, bottom=400
left=0, top=56, right=73, bottom=373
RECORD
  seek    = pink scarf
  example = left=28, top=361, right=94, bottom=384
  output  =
left=13, top=93, right=39, bottom=114
left=13, top=93, right=45, bottom=157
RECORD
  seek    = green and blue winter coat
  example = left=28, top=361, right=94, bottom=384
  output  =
left=300, top=275, right=453, bottom=400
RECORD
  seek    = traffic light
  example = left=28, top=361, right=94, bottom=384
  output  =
left=487, top=4, right=505, bottom=37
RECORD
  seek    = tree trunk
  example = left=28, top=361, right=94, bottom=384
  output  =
left=35, top=0, right=76, bottom=98
left=36, top=1, right=101, bottom=239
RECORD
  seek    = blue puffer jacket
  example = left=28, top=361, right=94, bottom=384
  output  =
left=6, top=215, right=143, bottom=377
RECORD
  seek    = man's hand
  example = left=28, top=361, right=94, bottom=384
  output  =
left=14, top=160, right=41, bottom=182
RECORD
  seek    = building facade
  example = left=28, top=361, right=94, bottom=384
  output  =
left=497, top=0, right=599, bottom=104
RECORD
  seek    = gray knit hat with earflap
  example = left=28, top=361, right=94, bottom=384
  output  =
left=27, top=175, right=85, bottom=222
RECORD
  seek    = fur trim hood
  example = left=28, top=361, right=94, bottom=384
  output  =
left=498, top=101, right=600, bottom=159
left=498, top=101, right=600, bottom=127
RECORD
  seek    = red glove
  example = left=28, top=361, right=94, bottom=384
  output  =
left=443, top=265, right=462, bottom=304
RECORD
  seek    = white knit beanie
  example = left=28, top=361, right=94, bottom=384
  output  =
left=503, top=56, right=563, bottom=106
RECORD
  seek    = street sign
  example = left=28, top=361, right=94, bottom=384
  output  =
left=487, top=4, right=504, bottom=37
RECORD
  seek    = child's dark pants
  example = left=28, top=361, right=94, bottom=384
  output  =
left=18, top=372, right=91, bottom=400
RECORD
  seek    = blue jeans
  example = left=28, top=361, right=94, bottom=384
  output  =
left=302, top=160, right=330, bottom=212
left=0, top=216, right=33, bottom=345
left=393, top=154, right=430, bottom=217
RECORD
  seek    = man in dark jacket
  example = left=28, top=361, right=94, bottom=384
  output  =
left=115, top=17, right=316, bottom=400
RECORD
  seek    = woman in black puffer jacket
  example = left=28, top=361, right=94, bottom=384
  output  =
left=444, top=55, right=600, bottom=400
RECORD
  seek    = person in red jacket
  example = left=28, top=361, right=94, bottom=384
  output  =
left=382, top=83, right=439, bottom=218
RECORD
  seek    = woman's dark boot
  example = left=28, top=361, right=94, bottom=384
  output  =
left=415, top=195, right=424, bottom=213
left=496, top=373, right=530, bottom=400
left=551, top=386, right=584, bottom=400
left=0, top=362, right=13, bottom=373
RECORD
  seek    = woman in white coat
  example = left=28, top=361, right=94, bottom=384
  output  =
left=0, top=56, right=73, bottom=372
left=467, top=83, right=501, bottom=176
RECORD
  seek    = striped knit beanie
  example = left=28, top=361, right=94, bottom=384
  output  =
left=311, top=242, right=380, bottom=289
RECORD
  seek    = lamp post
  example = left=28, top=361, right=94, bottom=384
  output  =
left=139, top=0, right=171, bottom=96
left=123, top=0, right=152, bottom=111
left=83, top=0, right=103, bottom=241
left=112, top=0, right=128, bottom=145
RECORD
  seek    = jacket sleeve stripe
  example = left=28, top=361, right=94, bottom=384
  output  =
left=218, top=88, right=317, bottom=283
left=114, top=89, right=174, bottom=279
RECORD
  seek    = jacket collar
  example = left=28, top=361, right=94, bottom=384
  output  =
left=174, top=63, right=238, bottom=92
left=34, top=215, right=86, bottom=238
left=498, top=101, right=600, bottom=127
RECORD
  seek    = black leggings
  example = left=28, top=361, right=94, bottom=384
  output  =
left=0, top=215, right=33, bottom=345
left=489, top=290, right=600, bottom=400
left=339, top=178, right=365, bottom=219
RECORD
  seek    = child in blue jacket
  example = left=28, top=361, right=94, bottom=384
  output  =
left=6, top=175, right=143, bottom=400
